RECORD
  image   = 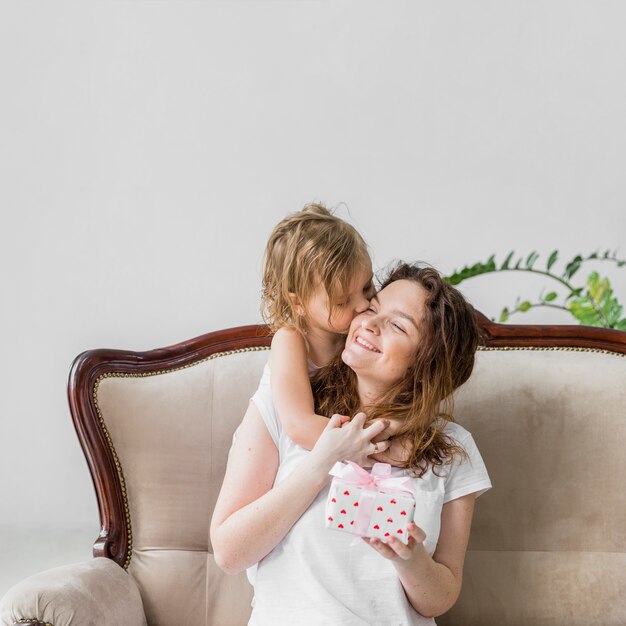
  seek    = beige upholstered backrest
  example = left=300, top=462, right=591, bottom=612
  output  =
left=93, top=345, right=626, bottom=626
left=440, top=347, right=626, bottom=626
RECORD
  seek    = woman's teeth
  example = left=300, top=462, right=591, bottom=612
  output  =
left=355, top=336, right=381, bottom=353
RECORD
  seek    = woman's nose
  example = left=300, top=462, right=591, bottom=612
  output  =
left=360, top=316, right=379, bottom=334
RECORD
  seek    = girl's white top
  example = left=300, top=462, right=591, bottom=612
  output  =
left=236, top=361, right=492, bottom=626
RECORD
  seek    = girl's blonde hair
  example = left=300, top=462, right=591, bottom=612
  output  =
left=311, top=262, right=480, bottom=477
left=262, top=203, right=371, bottom=333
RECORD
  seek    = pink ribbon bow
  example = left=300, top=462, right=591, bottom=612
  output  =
left=329, top=461, right=415, bottom=536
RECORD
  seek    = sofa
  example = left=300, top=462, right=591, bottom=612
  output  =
left=1, top=313, right=625, bottom=626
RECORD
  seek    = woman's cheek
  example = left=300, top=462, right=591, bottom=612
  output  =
left=389, top=352, right=415, bottom=383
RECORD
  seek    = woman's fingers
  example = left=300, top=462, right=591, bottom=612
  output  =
left=407, top=521, right=427, bottom=544
left=362, top=523, right=426, bottom=561
left=362, top=537, right=396, bottom=559
left=368, top=418, right=394, bottom=443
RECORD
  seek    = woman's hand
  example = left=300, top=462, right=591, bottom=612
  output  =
left=370, top=436, right=411, bottom=466
left=362, top=522, right=427, bottom=565
left=369, top=417, right=402, bottom=443
left=309, top=412, right=391, bottom=471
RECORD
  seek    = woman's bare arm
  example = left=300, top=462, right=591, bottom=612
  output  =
left=210, top=405, right=389, bottom=575
left=210, top=401, right=330, bottom=575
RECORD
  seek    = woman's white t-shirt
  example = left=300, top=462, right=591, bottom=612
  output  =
left=240, top=362, right=492, bottom=626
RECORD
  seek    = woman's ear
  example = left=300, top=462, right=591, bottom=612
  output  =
left=288, top=293, right=305, bottom=317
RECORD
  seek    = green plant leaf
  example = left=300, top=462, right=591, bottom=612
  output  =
left=525, top=251, right=539, bottom=269
left=499, top=307, right=509, bottom=323
left=546, top=250, right=558, bottom=271
left=501, top=251, right=515, bottom=270
left=587, top=271, right=608, bottom=305
left=446, top=256, right=499, bottom=285
left=566, top=297, right=603, bottom=326
left=544, top=291, right=558, bottom=302
left=563, top=255, right=583, bottom=280
left=566, top=272, right=624, bottom=328
left=518, top=301, right=532, bottom=312
left=616, top=319, right=626, bottom=331
left=515, top=257, right=522, bottom=269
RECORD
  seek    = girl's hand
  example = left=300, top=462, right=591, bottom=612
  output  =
left=362, top=522, right=427, bottom=563
left=309, top=412, right=391, bottom=470
left=364, top=418, right=411, bottom=466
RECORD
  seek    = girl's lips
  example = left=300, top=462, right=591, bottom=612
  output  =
left=354, top=334, right=381, bottom=353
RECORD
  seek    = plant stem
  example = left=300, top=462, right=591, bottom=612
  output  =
left=509, top=302, right=570, bottom=316
left=492, top=267, right=577, bottom=291
left=583, top=253, right=626, bottom=266
left=508, top=301, right=612, bottom=328
left=496, top=268, right=611, bottom=326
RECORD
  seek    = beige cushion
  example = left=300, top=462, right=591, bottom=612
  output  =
left=0, top=558, right=146, bottom=626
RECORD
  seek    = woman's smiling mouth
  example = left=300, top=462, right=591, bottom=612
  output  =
left=355, top=335, right=382, bottom=353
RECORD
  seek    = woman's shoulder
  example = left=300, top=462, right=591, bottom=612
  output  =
left=440, top=419, right=472, bottom=444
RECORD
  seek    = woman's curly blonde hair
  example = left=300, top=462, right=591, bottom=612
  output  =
left=261, top=203, right=371, bottom=333
left=311, top=262, right=480, bottom=477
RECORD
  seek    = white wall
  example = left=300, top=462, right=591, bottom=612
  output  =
left=1, top=0, right=624, bottom=592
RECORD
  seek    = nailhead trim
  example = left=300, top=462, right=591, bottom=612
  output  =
left=478, top=345, right=625, bottom=357
left=15, top=619, right=53, bottom=626
left=92, top=345, right=270, bottom=569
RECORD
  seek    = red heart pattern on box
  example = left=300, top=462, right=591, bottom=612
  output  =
left=325, top=481, right=416, bottom=545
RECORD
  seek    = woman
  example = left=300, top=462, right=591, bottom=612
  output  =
left=211, top=263, right=492, bottom=625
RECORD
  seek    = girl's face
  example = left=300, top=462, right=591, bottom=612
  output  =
left=303, top=264, right=374, bottom=335
left=341, top=279, right=427, bottom=387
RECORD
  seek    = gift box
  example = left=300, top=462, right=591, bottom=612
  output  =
left=325, top=461, right=416, bottom=545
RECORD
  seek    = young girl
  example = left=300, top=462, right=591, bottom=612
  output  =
left=261, top=203, right=387, bottom=451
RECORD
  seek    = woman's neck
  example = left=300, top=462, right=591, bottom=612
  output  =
left=355, top=375, right=387, bottom=410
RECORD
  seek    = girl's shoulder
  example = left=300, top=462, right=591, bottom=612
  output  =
left=271, top=326, right=308, bottom=351
left=272, top=325, right=305, bottom=340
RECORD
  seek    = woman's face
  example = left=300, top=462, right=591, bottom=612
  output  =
left=341, top=279, right=427, bottom=389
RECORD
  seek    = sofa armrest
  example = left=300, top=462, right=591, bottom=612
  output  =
left=0, top=558, right=146, bottom=626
